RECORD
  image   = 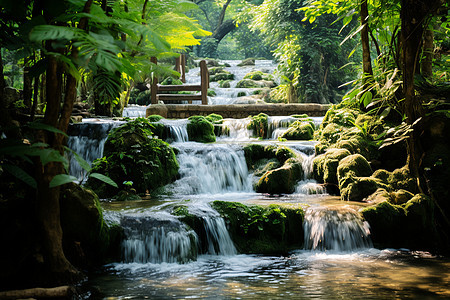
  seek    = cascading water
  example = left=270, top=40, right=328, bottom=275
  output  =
left=67, top=119, right=122, bottom=182
left=303, top=207, right=373, bottom=251
left=122, top=104, right=147, bottom=118
left=159, top=119, right=189, bottom=142
left=120, top=212, right=198, bottom=264
left=168, top=143, right=252, bottom=195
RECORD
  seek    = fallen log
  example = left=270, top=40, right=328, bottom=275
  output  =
left=0, top=286, right=76, bottom=299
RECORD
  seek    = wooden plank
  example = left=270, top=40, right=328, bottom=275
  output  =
left=180, top=54, right=186, bottom=83
left=199, top=60, right=209, bottom=105
left=157, top=84, right=201, bottom=92
left=150, top=57, right=158, bottom=104
left=157, top=94, right=202, bottom=101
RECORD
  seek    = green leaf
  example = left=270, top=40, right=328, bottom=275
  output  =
left=380, top=107, right=391, bottom=119
left=3, top=164, right=37, bottom=189
left=27, top=121, right=68, bottom=137
left=89, top=173, right=118, bottom=188
left=50, top=174, right=77, bottom=188
left=64, top=146, right=91, bottom=171
left=360, top=91, right=373, bottom=108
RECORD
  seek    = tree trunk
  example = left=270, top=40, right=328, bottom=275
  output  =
left=360, top=0, right=373, bottom=85
left=401, top=0, right=425, bottom=191
left=35, top=0, right=94, bottom=284
left=421, top=27, right=434, bottom=78
left=213, top=0, right=233, bottom=37
left=36, top=55, right=80, bottom=283
left=23, top=57, right=33, bottom=113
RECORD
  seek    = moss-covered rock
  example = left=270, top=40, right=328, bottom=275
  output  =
left=210, top=72, right=235, bottom=82
left=313, top=148, right=352, bottom=184
left=248, top=113, right=269, bottom=138
left=205, top=113, right=223, bottom=124
left=147, top=114, right=164, bottom=122
left=211, top=201, right=304, bottom=254
left=243, top=71, right=273, bottom=81
left=360, top=200, right=406, bottom=247
left=243, top=144, right=296, bottom=171
left=255, top=158, right=304, bottom=194
left=237, top=58, right=255, bottom=66
left=388, top=166, right=418, bottom=193
left=361, top=194, right=436, bottom=250
left=187, top=115, right=216, bottom=143
left=340, top=175, right=387, bottom=202
left=337, top=154, right=373, bottom=180
left=281, top=120, right=314, bottom=140
left=218, top=80, right=231, bottom=88
left=208, top=66, right=226, bottom=75
left=390, top=189, right=414, bottom=205
left=60, top=184, right=123, bottom=267
left=86, top=119, right=179, bottom=197
left=236, top=79, right=261, bottom=88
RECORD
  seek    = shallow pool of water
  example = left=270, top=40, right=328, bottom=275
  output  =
left=86, top=249, right=450, bottom=299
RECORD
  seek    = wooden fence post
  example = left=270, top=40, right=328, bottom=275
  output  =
left=150, top=57, right=158, bottom=105
left=180, top=54, right=186, bottom=83
left=200, top=60, right=209, bottom=105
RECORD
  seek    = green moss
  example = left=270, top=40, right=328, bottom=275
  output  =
left=60, top=184, right=123, bottom=266
left=361, top=194, right=437, bottom=250
left=388, top=166, right=418, bottom=193
left=218, top=80, right=231, bottom=88
left=208, top=66, right=226, bottom=75
left=243, top=71, right=273, bottom=81
left=337, top=154, right=373, bottom=180
left=255, top=158, right=304, bottom=194
left=237, top=91, right=246, bottom=97
left=207, top=89, right=216, bottom=97
left=237, top=58, right=255, bottom=66
left=360, top=200, right=406, bottom=247
left=211, top=201, right=304, bottom=254
left=281, top=121, right=314, bottom=140
left=389, top=189, right=414, bottom=205
left=210, top=72, right=234, bottom=82
left=340, top=176, right=387, bottom=202
left=236, top=79, right=261, bottom=88
left=187, top=115, right=216, bottom=143
left=205, top=113, right=223, bottom=124
left=160, top=77, right=183, bottom=86
left=372, top=169, right=390, bottom=184
left=147, top=115, right=164, bottom=122
left=86, top=118, right=179, bottom=197
left=248, top=113, right=269, bottom=138
left=254, top=158, right=281, bottom=177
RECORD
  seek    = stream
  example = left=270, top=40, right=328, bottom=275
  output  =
left=69, top=60, right=450, bottom=299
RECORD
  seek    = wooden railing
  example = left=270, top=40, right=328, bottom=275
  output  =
left=150, top=56, right=209, bottom=105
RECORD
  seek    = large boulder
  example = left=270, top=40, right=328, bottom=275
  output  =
left=248, top=113, right=269, bottom=138
left=313, top=148, right=352, bottom=184
left=237, top=58, right=255, bottom=66
left=255, top=158, right=304, bottom=194
left=337, top=154, right=373, bottom=179
left=87, top=118, right=179, bottom=197
left=187, top=115, right=216, bottom=143
left=211, top=201, right=304, bottom=254
left=281, top=120, right=314, bottom=140
left=361, top=194, right=436, bottom=250
left=60, top=184, right=123, bottom=268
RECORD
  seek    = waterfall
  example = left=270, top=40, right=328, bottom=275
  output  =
left=121, top=214, right=198, bottom=264
left=202, top=216, right=237, bottom=255
left=218, top=118, right=253, bottom=141
left=169, top=143, right=252, bottom=195
left=67, top=120, right=122, bottom=182
left=123, top=104, right=147, bottom=118
left=160, top=119, right=189, bottom=142
left=303, top=207, right=372, bottom=251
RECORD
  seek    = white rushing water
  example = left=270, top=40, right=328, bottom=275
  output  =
left=168, top=142, right=253, bottom=195
left=303, top=207, right=373, bottom=251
